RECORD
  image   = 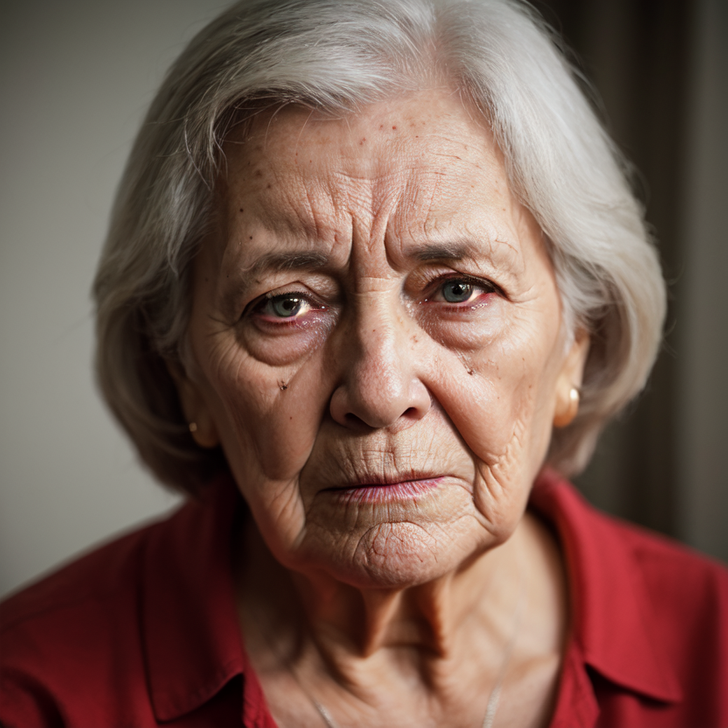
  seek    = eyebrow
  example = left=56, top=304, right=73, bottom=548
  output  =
left=411, top=242, right=476, bottom=262
left=246, top=250, right=330, bottom=276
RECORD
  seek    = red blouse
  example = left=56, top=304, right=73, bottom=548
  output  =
left=2, top=470, right=727, bottom=727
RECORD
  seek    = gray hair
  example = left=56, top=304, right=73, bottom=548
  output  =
left=93, top=0, right=666, bottom=494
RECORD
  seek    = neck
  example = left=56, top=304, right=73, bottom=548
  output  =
left=234, top=509, right=567, bottom=728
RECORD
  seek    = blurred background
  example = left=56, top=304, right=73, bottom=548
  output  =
left=1, top=0, right=726, bottom=599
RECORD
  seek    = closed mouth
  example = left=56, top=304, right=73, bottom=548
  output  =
left=325, top=476, right=444, bottom=504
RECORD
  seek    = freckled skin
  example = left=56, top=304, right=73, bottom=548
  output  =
left=182, top=90, right=583, bottom=585
left=175, top=89, right=588, bottom=726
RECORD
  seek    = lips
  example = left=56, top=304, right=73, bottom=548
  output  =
left=326, top=476, right=444, bottom=504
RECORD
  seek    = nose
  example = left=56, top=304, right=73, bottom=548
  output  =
left=329, top=302, right=431, bottom=431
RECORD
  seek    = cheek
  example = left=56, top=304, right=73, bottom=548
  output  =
left=200, top=336, right=332, bottom=484
left=427, top=311, right=561, bottom=478
left=199, top=342, right=338, bottom=554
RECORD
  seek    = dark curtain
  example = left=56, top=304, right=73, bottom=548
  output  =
left=533, top=0, right=693, bottom=538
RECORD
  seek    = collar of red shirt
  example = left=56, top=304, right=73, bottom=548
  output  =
left=141, top=478, right=268, bottom=725
left=531, top=470, right=682, bottom=708
left=140, top=470, right=681, bottom=725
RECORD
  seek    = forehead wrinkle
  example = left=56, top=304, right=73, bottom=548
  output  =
left=247, top=174, right=343, bottom=257
left=405, top=167, right=446, bottom=243
left=382, top=157, right=526, bottom=277
left=316, top=169, right=391, bottom=268
left=330, top=159, right=438, bottom=268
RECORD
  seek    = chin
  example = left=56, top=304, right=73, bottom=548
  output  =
left=301, top=521, right=489, bottom=590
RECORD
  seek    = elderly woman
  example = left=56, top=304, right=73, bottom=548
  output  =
left=1, top=0, right=726, bottom=726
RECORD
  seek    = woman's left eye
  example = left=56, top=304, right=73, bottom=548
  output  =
left=427, top=278, right=494, bottom=305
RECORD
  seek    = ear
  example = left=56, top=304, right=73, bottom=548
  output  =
left=553, top=329, right=590, bottom=429
left=166, top=360, right=220, bottom=449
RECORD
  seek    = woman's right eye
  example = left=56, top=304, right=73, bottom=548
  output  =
left=263, top=294, right=310, bottom=318
left=247, top=292, right=327, bottom=325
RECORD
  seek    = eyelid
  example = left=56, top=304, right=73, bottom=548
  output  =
left=421, top=273, right=501, bottom=302
left=237, top=271, right=340, bottom=317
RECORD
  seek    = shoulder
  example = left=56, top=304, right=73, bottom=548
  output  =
left=0, top=493, right=205, bottom=636
left=2, top=521, right=151, bottom=633
left=531, top=468, right=728, bottom=603
left=597, top=508, right=728, bottom=651
left=0, top=501, right=195, bottom=728
left=0, top=481, right=244, bottom=728
left=531, top=470, right=728, bottom=726
left=598, top=505, right=728, bottom=677
left=563, top=478, right=727, bottom=608
left=609, top=512, right=727, bottom=593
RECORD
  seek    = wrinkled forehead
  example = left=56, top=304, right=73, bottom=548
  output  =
left=197, top=90, right=542, bottom=294
left=218, top=91, right=510, bottom=228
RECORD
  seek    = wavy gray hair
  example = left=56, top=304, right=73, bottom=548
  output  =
left=93, top=0, right=666, bottom=494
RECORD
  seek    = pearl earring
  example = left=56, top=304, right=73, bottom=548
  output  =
left=554, top=387, right=580, bottom=428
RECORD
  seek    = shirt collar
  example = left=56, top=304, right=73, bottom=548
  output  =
left=141, top=474, right=269, bottom=724
left=530, top=469, right=682, bottom=704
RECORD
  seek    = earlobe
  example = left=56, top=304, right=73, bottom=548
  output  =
left=165, top=360, right=220, bottom=449
left=553, top=330, right=589, bottom=429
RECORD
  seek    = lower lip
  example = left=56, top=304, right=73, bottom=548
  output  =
left=332, top=478, right=443, bottom=504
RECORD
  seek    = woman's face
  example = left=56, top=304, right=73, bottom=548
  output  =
left=178, top=90, right=587, bottom=588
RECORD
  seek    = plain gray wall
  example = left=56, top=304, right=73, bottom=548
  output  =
left=1, top=0, right=726, bottom=600
left=0, top=0, right=227, bottom=598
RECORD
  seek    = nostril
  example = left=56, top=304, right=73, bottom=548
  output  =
left=344, top=412, right=368, bottom=428
left=329, top=364, right=432, bottom=430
